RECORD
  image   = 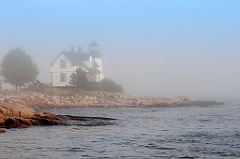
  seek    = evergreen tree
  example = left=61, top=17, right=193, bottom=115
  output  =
left=69, top=67, right=89, bottom=89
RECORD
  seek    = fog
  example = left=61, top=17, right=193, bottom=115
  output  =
left=0, top=0, right=239, bottom=100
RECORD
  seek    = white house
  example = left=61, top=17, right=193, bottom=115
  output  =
left=50, top=41, right=104, bottom=86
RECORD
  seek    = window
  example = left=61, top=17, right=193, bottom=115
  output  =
left=60, top=60, right=66, bottom=69
left=60, top=73, right=67, bottom=82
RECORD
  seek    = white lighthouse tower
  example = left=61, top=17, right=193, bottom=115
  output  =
left=89, top=40, right=104, bottom=82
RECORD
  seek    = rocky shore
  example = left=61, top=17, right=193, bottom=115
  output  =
left=0, top=100, right=116, bottom=133
left=0, top=91, right=223, bottom=132
left=0, top=91, right=223, bottom=109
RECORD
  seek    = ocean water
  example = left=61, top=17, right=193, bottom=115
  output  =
left=1, top=104, right=240, bottom=159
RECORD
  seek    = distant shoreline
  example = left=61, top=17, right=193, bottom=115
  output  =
left=0, top=90, right=224, bottom=109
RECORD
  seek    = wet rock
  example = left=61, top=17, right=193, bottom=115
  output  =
left=0, top=102, right=116, bottom=129
left=0, top=102, right=37, bottom=118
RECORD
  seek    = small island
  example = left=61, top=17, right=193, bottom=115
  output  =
left=0, top=88, right=223, bottom=133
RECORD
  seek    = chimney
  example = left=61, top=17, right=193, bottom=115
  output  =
left=71, top=45, right=74, bottom=53
left=78, top=46, right=82, bottom=53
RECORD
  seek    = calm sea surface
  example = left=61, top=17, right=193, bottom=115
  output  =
left=1, top=103, right=240, bottom=159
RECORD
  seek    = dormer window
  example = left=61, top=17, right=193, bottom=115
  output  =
left=60, top=60, right=66, bottom=69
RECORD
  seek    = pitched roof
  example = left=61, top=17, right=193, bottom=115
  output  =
left=80, top=61, right=101, bottom=74
left=85, top=67, right=102, bottom=74
left=50, top=51, right=90, bottom=66
left=62, top=52, right=90, bottom=65
left=51, top=51, right=102, bottom=74
left=93, top=60, right=99, bottom=67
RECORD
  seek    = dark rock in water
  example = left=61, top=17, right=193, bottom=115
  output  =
left=0, top=113, right=116, bottom=128
left=55, top=114, right=116, bottom=126
left=0, top=103, right=116, bottom=129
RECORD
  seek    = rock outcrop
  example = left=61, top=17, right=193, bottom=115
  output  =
left=0, top=101, right=116, bottom=132
left=0, top=91, right=223, bottom=132
left=0, top=92, right=223, bottom=109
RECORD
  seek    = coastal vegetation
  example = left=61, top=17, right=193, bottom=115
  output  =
left=0, top=48, right=122, bottom=93
left=69, top=67, right=123, bottom=92
left=0, top=48, right=39, bottom=91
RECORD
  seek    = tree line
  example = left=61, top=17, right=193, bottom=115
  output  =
left=0, top=48, right=123, bottom=93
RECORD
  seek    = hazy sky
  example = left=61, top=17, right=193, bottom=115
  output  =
left=0, top=0, right=239, bottom=99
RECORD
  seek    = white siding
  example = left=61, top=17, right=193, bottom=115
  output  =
left=51, top=54, right=75, bottom=86
left=93, top=58, right=104, bottom=81
left=51, top=53, right=104, bottom=86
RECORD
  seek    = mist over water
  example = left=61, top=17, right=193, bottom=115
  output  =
left=0, top=1, right=239, bottom=100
